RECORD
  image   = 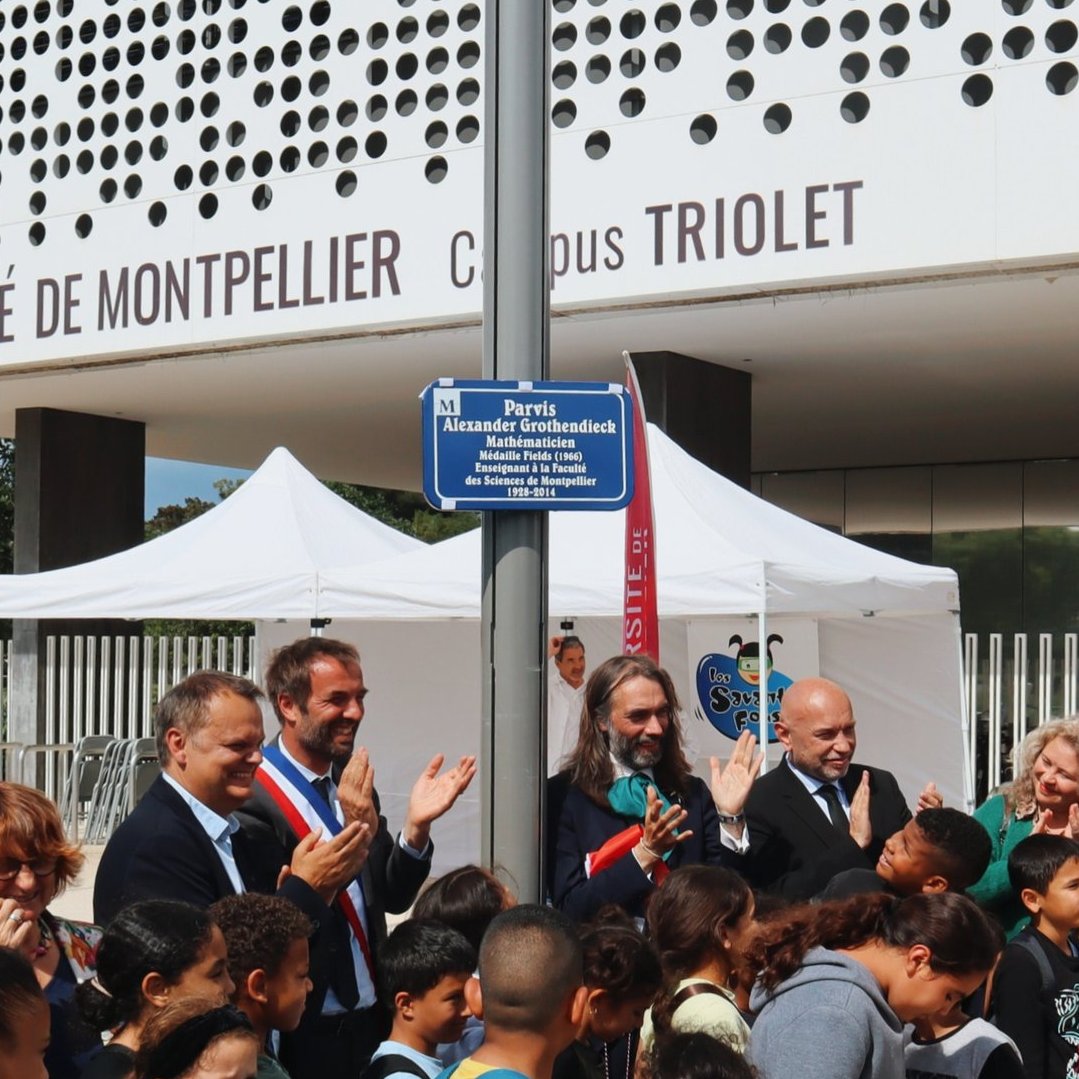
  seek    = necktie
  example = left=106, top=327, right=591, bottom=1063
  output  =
left=816, top=784, right=849, bottom=834
left=312, top=775, right=333, bottom=806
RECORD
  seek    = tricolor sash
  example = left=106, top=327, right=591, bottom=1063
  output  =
left=256, top=745, right=376, bottom=984
left=585, top=824, right=670, bottom=885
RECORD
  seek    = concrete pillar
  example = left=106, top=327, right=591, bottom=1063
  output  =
left=631, top=351, right=752, bottom=488
left=11, top=408, right=145, bottom=747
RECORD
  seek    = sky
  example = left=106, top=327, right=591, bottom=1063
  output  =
left=145, top=458, right=253, bottom=514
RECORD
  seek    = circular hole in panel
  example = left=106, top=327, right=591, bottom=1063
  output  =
left=727, top=69, right=754, bottom=99
left=78, top=84, right=96, bottom=108
left=458, top=77, right=480, bottom=103
left=880, top=3, right=910, bottom=33
left=153, top=3, right=171, bottom=26
left=553, top=60, right=577, bottom=88
left=282, top=5, right=301, bottom=31
left=55, top=121, right=72, bottom=145
left=367, top=59, right=388, bottom=85
left=124, top=174, right=143, bottom=198
left=152, top=34, right=171, bottom=59
left=336, top=171, right=357, bottom=197
left=127, top=75, right=145, bottom=98
left=553, top=21, right=577, bottom=49
left=425, top=156, right=448, bottom=183
left=282, top=41, right=302, bottom=66
left=29, top=222, right=46, bottom=246
left=365, top=131, right=387, bottom=158
left=78, top=52, right=96, bottom=76
left=459, top=40, right=481, bottom=67
left=76, top=150, right=94, bottom=173
left=79, top=18, right=97, bottom=43
left=588, top=16, right=611, bottom=43
left=961, top=33, right=992, bottom=65
left=620, top=10, right=645, bottom=37
left=227, top=119, right=245, bottom=145
left=1048, top=60, right=1079, bottom=93
left=199, top=193, right=218, bottom=219
left=459, top=4, right=481, bottom=31
left=309, top=104, right=329, bottom=130
left=397, top=15, right=418, bottom=42
left=396, top=88, right=417, bottom=114
left=178, top=62, right=195, bottom=87
left=554, top=0, right=575, bottom=11
left=396, top=52, right=418, bottom=79
left=252, top=183, right=272, bottom=209
left=691, top=0, right=718, bottom=22
left=56, top=57, right=72, bottom=80
left=961, top=72, right=993, bottom=105
left=230, top=18, right=248, bottom=42
left=148, top=201, right=167, bottom=226
left=426, top=83, right=449, bottom=109
left=128, top=41, right=146, bottom=65
left=200, top=125, right=219, bottom=150
left=33, top=30, right=50, bottom=54
left=651, top=42, right=677, bottom=69
left=125, top=108, right=144, bottom=132
left=585, top=130, right=611, bottom=159
left=30, top=157, right=47, bottom=181
left=1047, top=20, right=1079, bottom=52
left=77, top=117, right=95, bottom=141
left=282, top=76, right=302, bottom=101
left=100, top=144, right=118, bottom=168
left=427, top=46, right=449, bottom=72
left=728, top=29, right=754, bottom=57
left=178, top=29, right=195, bottom=53
left=690, top=113, right=717, bottom=143
left=252, top=150, right=271, bottom=175
left=1002, top=0, right=1032, bottom=12
left=34, top=1, right=51, bottom=24
left=280, top=111, right=301, bottom=136
left=841, top=10, right=869, bottom=40
left=337, top=135, right=357, bottom=160
left=620, top=86, right=646, bottom=115
left=31, top=126, right=47, bottom=150
left=202, top=58, right=221, bottom=82
left=150, top=135, right=168, bottom=159
left=1047, top=0, right=1075, bottom=7
left=128, top=8, right=146, bottom=32
left=310, top=69, right=330, bottom=95
left=586, top=54, right=611, bottom=81
left=100, top=178, right=118, bottom=202
left=727, top=0, right=753, bottom=18
left=174, top=163, right=193, bottom=188
left=199, top=160, right=217, bottom=184
left=763, top=102, right=792, bottom=132
left=201, top=92, right=220, bottom=116
left=338, top=28, right=359, bottom=56
left=254, top=80, right=274, bottom=106
left=1002, top=26, right=1033, bottom=57
left=310, top=0, right=330, bottom=26
left=425, top=121, right=447, bottom=148
left=552, top=98, right=577, bottom=126
left=176, top=96, right=194, bottom=121
left=308, top=140, right=328, bottom=166
left=367, top=94, right=388, bottom=120
left=764, top=23, right=791, bottom=52
left=32, top=94, right=47, bottom=119
left=254, top=45, right=274, bottom=70
left=337, top=99, right=358, bottom=125
left=920, top=0, right=949, bottom=27
left=880, top=45, right=910, bottom=76
left=621, top=47, right=646, bottom=75
left=802, top=16, right=830, bottom=46
left=657, top=3, right=681, bottom=30
left=840, top=91, right=870, bottom=122
left=428, top=10, right=449, bottom=35
left=841, top=51, right=869, bottom=81
left=103, top=79, right=121, bottom=103
left=457, top=114, right=479, bottom=142
left=368, top=22, right=388, bottom=48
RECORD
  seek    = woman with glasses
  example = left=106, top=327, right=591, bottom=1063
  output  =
left=0, top=781, right=102, bottom=1079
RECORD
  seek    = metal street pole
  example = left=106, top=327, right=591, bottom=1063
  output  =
left=479, top=0, right=550, bottom=901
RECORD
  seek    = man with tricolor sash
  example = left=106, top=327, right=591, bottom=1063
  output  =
left=237, top=637, right=476, bottom=1079
left=549, top=654, right=761, bottom=922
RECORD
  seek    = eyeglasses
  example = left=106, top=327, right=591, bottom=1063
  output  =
left=0, top=858, right=58, bottom=881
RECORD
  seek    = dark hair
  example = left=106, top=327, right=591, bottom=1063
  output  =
left=379, top=918, right=477, bottom=1011
left=211, top=893, right=313, bottom=991
left=564, top=655, right=694, bottom=807
left=77, top=900, right=217, bottom=1032
left=580, top=908, right=661, bottom=1002
left=650, top=1033, right=756, bottom=1079
left=412, top=865, right=513, bottom=954
left=155, top=670, right=264, bottom=764
left=0, top=947, right=45, bottom=1052
left=265, top=637, right=362, bottom=724
left=135, top=1000, right=257, bottom=1079
left=478, top=904, right=583, bottom=1033
left=555, top=636, right=585, bottom=661
left=913, top=808, right=993, bottom=890
left=1008, top=834, right=1079, bottom=896
left=744, top=892, right=1004, bottom=991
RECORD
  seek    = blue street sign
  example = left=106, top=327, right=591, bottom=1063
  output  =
left=421, top=379, right=635, bottom=511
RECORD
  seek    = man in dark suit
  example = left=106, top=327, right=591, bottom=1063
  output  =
left=237, top=637, right=476, bottom=1079
left=94, top=670, right=367, bottom=927
left=549, top=653, right=761, bottom=921
left=743, top=676, right=941, bottom=900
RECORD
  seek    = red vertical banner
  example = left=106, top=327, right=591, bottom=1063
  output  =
left=623, top=355, right=660, bottom=662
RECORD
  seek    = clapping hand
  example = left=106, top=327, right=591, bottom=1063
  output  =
left=709, top=729, right=763, bottom=818
left=403, top=754, right=477, bottom=851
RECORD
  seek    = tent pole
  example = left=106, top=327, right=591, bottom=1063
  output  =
left=758, top=607, right=769, bottom=774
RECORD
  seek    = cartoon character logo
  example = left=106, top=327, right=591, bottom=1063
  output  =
left=695, top=634, right=790, bottom=742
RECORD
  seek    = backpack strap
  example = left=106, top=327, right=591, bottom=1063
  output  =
left=363, top=1054, right=435, bottom=1079
left=1012, top=933, right=1055, bottom=993
left=670, top=981, right=727, bottom=1013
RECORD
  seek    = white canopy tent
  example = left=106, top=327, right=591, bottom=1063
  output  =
left=0, top=446, right=423, bottom=620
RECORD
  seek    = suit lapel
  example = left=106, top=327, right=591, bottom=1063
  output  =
left=777, top=758, right=843, bottom=847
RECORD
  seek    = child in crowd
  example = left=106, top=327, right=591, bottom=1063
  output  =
left=641, top=867, right=755, bottom=1055
left=211, top=894, right=314, bottom=1079
left=134, top=998, right=259, bottom=1079
left=905, top=1001, right=1022, bottom=1079
left=441, top=904, right=588, bottom=1079
left=648, top=1033, right=754, bottom=1079
left=363, top=919, right=476, bottom=1079
left=77, top=900, right=235, bottom=1079
left=413, top=864, right=516, bottom=1063
left=745, top=892, right=1002, bottom=1079
left=990, top=834, right=1079, bottom=1079
left=820, top=808, right=993, bottom=899
left=552, top=910, right=662, bottom=1079
left=0, top=946, right=50, bottom=1079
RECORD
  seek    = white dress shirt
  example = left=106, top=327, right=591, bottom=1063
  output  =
left=161, top=771, right=246, bottom=895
